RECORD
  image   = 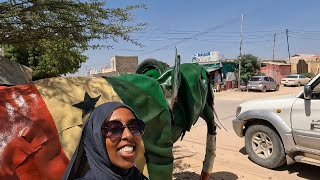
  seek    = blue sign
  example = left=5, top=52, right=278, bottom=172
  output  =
left=197, top=52, right=210, bottom=57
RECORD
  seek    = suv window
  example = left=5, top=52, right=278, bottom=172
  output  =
left=300, top=75, right=305, bottom=78
left=312, top=81, right=320, bottom=99
left=250, top=77, right=262, bottom=81
left=269, top=77, right=275, bottom=81
left=264, top=77, right=269, bottom=81
left=287, top=75, right=298, bottom=78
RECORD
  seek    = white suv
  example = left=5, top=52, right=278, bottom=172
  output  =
left=233, top=73, right=320, bottom=168
left=281, top=74, right=311, bottom=87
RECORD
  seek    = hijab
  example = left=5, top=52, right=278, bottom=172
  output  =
left=63, top=102, right=146, bottom=180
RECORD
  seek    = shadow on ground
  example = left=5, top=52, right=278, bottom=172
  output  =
left=173, top=171, right=238, bottom=180
left=173, top=145, right=197, bottom=173
left=238, top=146, right=320, bottom=179
left=173, top=146, right=237, bottom=179
left=239, top=146, right=320, bottom=180
left=275, top=162, right=320, bottom=180
left=239, top=147, right=247, bottom=155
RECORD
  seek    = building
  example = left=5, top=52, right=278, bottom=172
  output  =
left=111, top=56, right=138, bottom=75
left=89, top=55, right=138, bottom=77
left=192, top=51, right=224, bottom=84
left=287, top=54, right=320, bottom=75
left=192, top=51, right=222, bottom=63
left=260, top=61, right=291, bottom=83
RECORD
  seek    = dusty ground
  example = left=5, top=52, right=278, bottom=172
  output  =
left=173, top=86, right=320, bottom=180
left=214, top=85, right=304, bottom=101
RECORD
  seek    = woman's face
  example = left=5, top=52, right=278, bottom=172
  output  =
left=104, top=107, right=142, bottom=169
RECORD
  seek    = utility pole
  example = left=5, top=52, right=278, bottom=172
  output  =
left=272, top=33, right=276, bottom=61
left=238, top=14, right=244, bottom=91
left=286, top=29, right=291, bottom=63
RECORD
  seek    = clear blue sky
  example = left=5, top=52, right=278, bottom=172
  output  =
left=80, top=0, right=320, bottom=75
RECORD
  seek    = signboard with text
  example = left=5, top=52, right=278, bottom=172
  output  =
left=192, top=51, right=220, bottom=63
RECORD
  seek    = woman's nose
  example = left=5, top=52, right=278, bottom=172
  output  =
left=121, top=127, right=134, bottom=140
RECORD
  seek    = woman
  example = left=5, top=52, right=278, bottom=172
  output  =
left=63, top=102, right=148, bottom=179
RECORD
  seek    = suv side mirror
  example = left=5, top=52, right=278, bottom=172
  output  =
left=304, top=85, right=312, bottom=100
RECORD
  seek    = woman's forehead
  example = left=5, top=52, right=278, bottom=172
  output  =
left=109, top=107, right=135, bottom=121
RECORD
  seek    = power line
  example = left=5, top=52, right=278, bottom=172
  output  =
left=139, top=0, right=287, bottom=56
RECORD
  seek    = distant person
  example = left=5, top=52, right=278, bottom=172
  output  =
left=213, top=71, right=222, bottom=91
left=63, top=102, right=148, bottom=180
left=213, top=70, right=222, bottom=83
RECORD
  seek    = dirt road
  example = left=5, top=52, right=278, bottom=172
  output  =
left=173, top=86, right=320, bottom=180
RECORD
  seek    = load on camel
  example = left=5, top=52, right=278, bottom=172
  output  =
left=0, top=52, right=219, bottom=180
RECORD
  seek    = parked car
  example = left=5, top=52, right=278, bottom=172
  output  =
left=281, top=74, right=310, bottom=86
left=233, top=73, right=320, bottom=169
left=247, top=76, right=279, bottom=92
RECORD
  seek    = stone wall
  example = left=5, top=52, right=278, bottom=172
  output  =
left=112, top=56, right=138, bottom=74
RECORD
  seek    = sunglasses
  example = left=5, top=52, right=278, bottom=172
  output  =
left=102, top=119, right=146, bottom=141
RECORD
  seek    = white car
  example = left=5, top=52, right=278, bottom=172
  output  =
left=233, top=73, right=320, bottom=169
left=281, top=74, right=310, bottom=86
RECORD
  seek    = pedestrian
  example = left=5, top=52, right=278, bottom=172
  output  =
left=213, top=70, right=222, bottom=91
left=63, top=102, right=148, bottom=180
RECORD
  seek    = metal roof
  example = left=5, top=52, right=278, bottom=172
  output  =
left=0, top=56, right=32, bottom=85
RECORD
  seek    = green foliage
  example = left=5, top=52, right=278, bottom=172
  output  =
left=1, top=0, right=146, bottom=79
left=0, top=0, right=146, bottom=47
left=302, top=72, right=315, bottom=78
left=5, top=39, right=87, bottom=80
left=236, top=54, right=261, bottom=83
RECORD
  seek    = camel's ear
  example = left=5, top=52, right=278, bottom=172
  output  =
left=170, top=47, right=181, bottom=109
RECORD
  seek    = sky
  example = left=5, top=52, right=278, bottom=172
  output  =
left=79, top=0, right=320, bottom=75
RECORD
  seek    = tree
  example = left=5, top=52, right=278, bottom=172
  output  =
left=4, top=39, right=87, bottom=80
left=0, top=0, right=146, bottom=79
left=237, top=54, right=261, bottom=83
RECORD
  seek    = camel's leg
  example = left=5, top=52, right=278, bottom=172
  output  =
left=200, top=133, right=216, bottom=180
left=199, top=100, right=217, bottom=180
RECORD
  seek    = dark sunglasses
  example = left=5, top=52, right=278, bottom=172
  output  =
left=102, top=119, right=146, bottom=141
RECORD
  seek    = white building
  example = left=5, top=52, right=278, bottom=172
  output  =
left=192, top=51, right=222, bottom=64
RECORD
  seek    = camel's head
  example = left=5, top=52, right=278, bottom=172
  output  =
left=136, top=58, right=215, bottom=141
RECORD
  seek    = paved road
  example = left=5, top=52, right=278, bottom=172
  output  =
left=173, top=88, right=320, bottom=180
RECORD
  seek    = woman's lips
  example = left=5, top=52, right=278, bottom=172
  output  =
left=117, top=145, right=136, bottom=159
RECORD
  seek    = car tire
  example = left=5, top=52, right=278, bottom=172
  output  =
left=245, top=124, right=286, bottom=169
left=261, top=86, right=267, bottom=92
left=297, top=82, right=301, bottom=87
left=275, top=85, right=279, bottom=91
left=135, top=58, right=169, bottom=79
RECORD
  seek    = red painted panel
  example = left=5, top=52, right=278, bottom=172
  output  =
left=0, top=84, right=69, bottom=180
left=261, top=64, right=291, bottom=83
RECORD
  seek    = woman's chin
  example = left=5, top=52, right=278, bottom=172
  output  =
left=118, top=161, right=134, bottom=169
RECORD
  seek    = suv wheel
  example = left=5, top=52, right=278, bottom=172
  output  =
left=245, top=124, right=286, bottom=169
left=261, top=86, right=267, bottom=92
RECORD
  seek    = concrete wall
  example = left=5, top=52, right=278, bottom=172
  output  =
left=308, top=62, right=320, bottom=75
left=290, top=61, right=320, bottom=74
left=261, top=64, right=291, bottom=83
left=287, top=54, right=320, bottom=74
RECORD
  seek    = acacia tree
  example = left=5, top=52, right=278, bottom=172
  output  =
left=237, top=54, right=261, bottom=83
left=0, top=0, right=146, bottom=79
